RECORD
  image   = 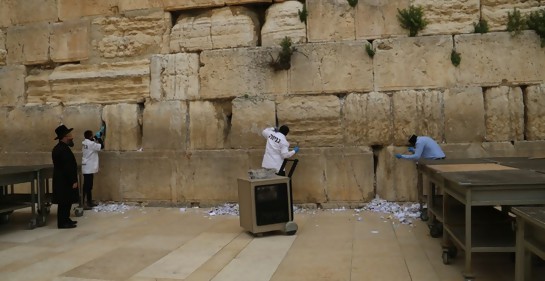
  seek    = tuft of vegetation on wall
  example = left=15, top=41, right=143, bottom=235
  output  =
left=298, top=4, right=308, bottom=24
left=397, top=6, right=428, bottom=37
left=270, top=37, right=296, bottom=71
left=365, top=43, right=375, bottom=58
left=347, top=0, right=358, bottom=8
left=451, top=49, right=461, bottom=67
left=474, top=19, right=489, bottom=34
left=507, top=8, right=526, bottom=36
left=527, top=9, right=545, bottom=47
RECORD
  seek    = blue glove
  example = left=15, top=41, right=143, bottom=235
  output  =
left=95, top=131, right=102, bottom=139
left=408, top=147, right=415, bottom=153
left=293, top=146, right=299, bottom=153
left=395, top=154, right=402, bottom=159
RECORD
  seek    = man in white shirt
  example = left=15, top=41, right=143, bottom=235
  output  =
left=261, top=125, right=299, bottom=173
left=82, top=130, right=104, bottom=210
left=395, top=134, right=445, bottom=161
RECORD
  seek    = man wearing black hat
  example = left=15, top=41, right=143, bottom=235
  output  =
left=395, top=134, right=445, bottom=160
left=261, top=125, right=299, bottom=173
left=52, top=124, right=79, bottom=229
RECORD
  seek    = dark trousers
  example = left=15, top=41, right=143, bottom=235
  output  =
left=57, top=203, right=72, bottom=227
left=83, top=174, right=94, bottom=204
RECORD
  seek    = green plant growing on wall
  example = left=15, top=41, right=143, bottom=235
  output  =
left=526, top=9, right=545, bottom=47
left=397, top=6, right=428, bottom=37
left=270, top=37, right=296, bottom=71
left=451, top=50, right=461, bottom=67
left=474, top=19, right=489, bottom=34
left=507, top=8, right=526, bottom=36
left=347, top=0, right=358, bottom=7
left=298, top=4, right=308, bottom=23
left=365, top=44, right=375, bottom=58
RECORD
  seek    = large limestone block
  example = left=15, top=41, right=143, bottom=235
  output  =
left=1, top=106, right=62, bottom=152
left=93, top=151, right=122, bottom=201
left=230, top=97, right=276, bottom=149
left=484, top=86, right=524, bottom=142
left=0, top=2, right=10, bottom=28
left=290, top=41, right=373, bottom=94
left=344, top=92, right=392, bottom=146
left=374, top=35, right=455, bottom=90
left=412, top=0, right=480, bottom=35
left=119, top=151, right=177, bottom=201
left=118, top=0, right=164, bottom=12
left=392, top=90, right=444, bottom=145
left=444, top=87, right=485, bottom=143
left=376, top=146, right=418, bottom=201
left=189, top=101, right=229, bottom=150
left=355, top=0, right=409, bottom=39
left=162, top=0, right=223, bottom=11
left=0, top=152, right=52, bottom=166
left=26, top=70, right=53, bottom=105
left=261, top=1, right=306, bottom=46
left=178, top=150, right=250, bottom=203
left=277, top=95, right=342, bottom=147
left=288, top=148, right=327, bottom=203
left=62, top=105, right=104, bottom=152
left=142, top=101, right=188, bottom=151
left=525, top=84, right=545, bottom=141
left=91, top=10, right=171, bottom=61
left=323, top=147, right=375, bottom=202
left=307, top=0, right=355, bottom=42
left=455, top=32, right=545, bottom=86
left=50, top=20, right=90, bottom=63
left=200, top=48, right=288, bottom=99
left=6, top=23, right=51, bottom=65
left=170, top=7, right=260, bottom=52
left=0, top=65, right=26, bottom=106
left=441, top=142, right=520, bottom=159
left=482, top=0, right=545, bottom=31
left=103, top=103, right=143, bottom=151
left=514, top=141, right=545, bottom=157
left=58, top=0, right=118, bottom=21
left=27, top=60, right=150, bottom=105
left=0, top=30, right=6, bottom=65
left=6, top=0, right=57, bottom=26
left=150, top=54, right=200, bottom=101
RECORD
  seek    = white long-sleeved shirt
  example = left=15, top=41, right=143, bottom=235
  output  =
left=400, top=136, right=445, bottom=161
left=261, top=127, right=296, bottom=172
left=82, top=138, right=102, bottom=174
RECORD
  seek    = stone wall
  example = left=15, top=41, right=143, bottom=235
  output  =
left=1, top=0, right=545, bottom=204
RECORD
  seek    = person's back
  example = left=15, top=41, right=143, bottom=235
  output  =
left=261, top=126, right=298, bottom=172
left=396, top=135, right=445, bottom=161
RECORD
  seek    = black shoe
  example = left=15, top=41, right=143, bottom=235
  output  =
left=67, top=219, right=77, bottom=225
left=88, top=202, right=97, bottom=207
left=83, top=205, right=92, bottom=210
left=58, top=223, right=77, bottom=229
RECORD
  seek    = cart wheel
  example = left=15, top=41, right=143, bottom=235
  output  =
left=28, top=218, right=37, bottom=230
left=0, top=213, right=10, bottom=224
left=37, top=215, right=46, bottom=227
left=286, top=230, right=297, bottom=236
left=74, top=208, right=84, bottom=217
left=420, top=209, right=429, bottom=221
left=442, top=251, right=450, bottom=265
left=448, top=246, right=458, bottom=258
left=430, top=223, right=443, bottom=238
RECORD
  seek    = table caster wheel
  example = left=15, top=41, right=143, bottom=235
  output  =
left=442, top=251, right=451, bottom=265
left=74, top=208, right=84, bottom=217
left=37, top=215, right=46, bottom=227
left=447, top=246, right=458, bottom=259
left=28, top=218, right=37, bottom=230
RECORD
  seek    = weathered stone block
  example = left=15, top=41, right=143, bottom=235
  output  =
left=277, top=95, right=342, bottom=147
left=93, top=151, right=122, bottom=201
left=142, top=101, right=187, bottom=151
left=323, top=147, right=375, bottom=202
left=189, top=101, right=229, bottom=150
left=1, top=106, right=62, bottom=152
left=355, top=0, right=409, bottom=39
left=344, top=92, right=392, bottom=146
left=288, top=148, right=327, bottom=203
left=307, top=0, right=355, bottom=42
left=58, top=0, right=117, bottom=21
left=455, top=32, right=545, bottom=86
left=27, top=60, right=150, bottom=105
left=392, top=90, right=444, bottom=145
left=376, top=146, right=418, bottom=201
left=118, top=0, right=163, bottom=12
left=91, top=10, right=170, bottom=61
left=50, top=20, right=90, bottom=63
left=6, top=23, right=51, bottom=65
left=412, top=0, right=480, bottom=35
left=26, top=70, right=53, bottom=106
left=374, top=35, right=455, bottom=90
left=150, top=54, right=200, bottom=101
left=170, top=7, right=259, bottom=52
left=525, top=84, right=545, bottom=141
left=484, top=86, right=524, bottom=142
left=200, top=48, right=288, bottom=99
left=178, top=150, right=250, bottom=203
left=103, top=103, right=142, bottom=151
left=62, top=105, right=104, bottom=152
left=482, top=0, right=544, bottom=31
left=229, top=97, right=276, bottom=149
left=0, top=65, right=26, bottom=106
left=0, top=2, right=10, bottom=28
left=290, top=41, right=373, bottom=94
left=261, top=1, right=306, bottom=47
left=162, top=0, right=223, bottom=11
left=444, top=87, right=485, bottom=143
left=514, top=141, right=545, bottom=158
left=0, top=30, right=6, bottom=65
left=0, top=152, right=52, bottom=166
left=9, top=0, right=58, bottom=25
left=225, top=0, right=271, bottom=4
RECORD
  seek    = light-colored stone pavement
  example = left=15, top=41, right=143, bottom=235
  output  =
left=0, top=206, right=543, bottom=281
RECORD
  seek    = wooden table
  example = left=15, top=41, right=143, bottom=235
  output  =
left=512, top=207, right=545, bottom=281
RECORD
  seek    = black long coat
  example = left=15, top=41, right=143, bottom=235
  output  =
left=51, top=141, right=79, bottom=204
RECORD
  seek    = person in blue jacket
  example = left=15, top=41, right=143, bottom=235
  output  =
left=395, top=135, right=445, bottom=161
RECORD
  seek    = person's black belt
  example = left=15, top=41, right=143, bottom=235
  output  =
left=433, top=157, right=445, bottom=160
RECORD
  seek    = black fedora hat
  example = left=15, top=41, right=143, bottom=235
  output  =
left=54, top=125, right=73, bottom=140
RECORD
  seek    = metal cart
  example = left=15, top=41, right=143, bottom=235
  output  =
left=0, top=165, right=42, bottom=229
left=512, top=206, right=545, bottom=281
